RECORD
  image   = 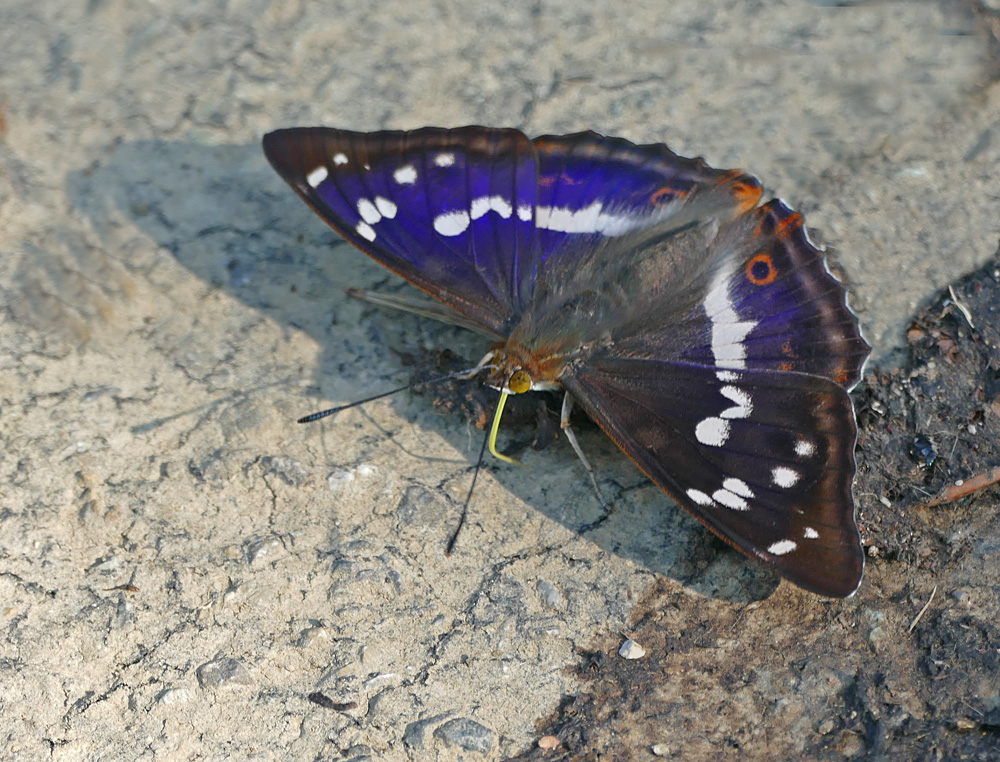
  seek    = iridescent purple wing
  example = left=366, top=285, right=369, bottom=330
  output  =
left=531, top=132, right=762, bottom=249
left=592, top=201, right=871, bottom=387
left=263, top=127, right=537, bottom=338
left=262, top=128, right=760, bottom=338
left=558, top=201, right=869, bottom=597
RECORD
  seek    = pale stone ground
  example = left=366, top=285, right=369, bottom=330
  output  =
left=1, top=1, right=998, bottom=760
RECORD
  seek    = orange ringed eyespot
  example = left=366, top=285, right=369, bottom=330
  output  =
left=746, top=253, right=778, bottom=286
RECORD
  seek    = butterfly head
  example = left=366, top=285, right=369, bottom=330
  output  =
left=484, top=346, right=566, bottom=396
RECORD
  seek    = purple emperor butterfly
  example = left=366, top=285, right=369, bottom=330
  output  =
left=263, top=127, right=870, bottom=597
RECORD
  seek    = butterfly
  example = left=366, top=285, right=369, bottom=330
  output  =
left=262, top=126, right=870, bottom=597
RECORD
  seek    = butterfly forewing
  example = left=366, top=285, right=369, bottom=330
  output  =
left=531, top=132, right=763, bottom=244
left=263, top=127, right=539, bottom=337
left=264, top=128, right=764, bottom=335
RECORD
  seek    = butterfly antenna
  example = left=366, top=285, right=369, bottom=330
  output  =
left=446, top=402, right=494, bottom=556
left=297, top=362, right=496, bottom=424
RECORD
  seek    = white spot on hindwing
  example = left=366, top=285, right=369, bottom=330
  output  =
left=795, top=439, right=816, bottom=457
left=804, top=527, right=819, bottom=539
left=355, top=222, right=376, bottom=242
left=695, top=417, right=730, bottom=447
left=517, top=205, right=533, bottom=221
left=435, top=152, right=455, bottom=167
left=723, top=478, right=754, bottom=498
left=333, top=153, right=348, bottom=165
left=712, top=488, right=749, bottom=511
left=704, top=263, right=757, bottom=370
left=719, top=386, right=752, bottom=419
left=394, top=165, right=417, bottom=184
left=687, top=489, right=713, bottom=506
left=772, top=466, right=800, bottom=488
left=306, top=166, right=328, bottom=188
left=767, top=539, right=798, bottom=556
left=433, top=210, right=471, bottom=236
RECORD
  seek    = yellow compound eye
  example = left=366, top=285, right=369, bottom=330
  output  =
left=508, top=369, right=531, bottom=394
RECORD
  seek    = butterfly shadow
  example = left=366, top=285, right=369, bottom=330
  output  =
left=64, top=138, right=780, bottom=604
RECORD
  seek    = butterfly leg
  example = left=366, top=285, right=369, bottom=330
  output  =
left=561, top=392, right=608, bottom=510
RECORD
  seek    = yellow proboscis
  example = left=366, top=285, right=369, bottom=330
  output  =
left=488, top=389, right=520, bottom=465
left=488, top=370, right=532, bottom=464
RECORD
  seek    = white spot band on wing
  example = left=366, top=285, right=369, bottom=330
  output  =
left=772, top=466, right=800, bottom=488
left=534, top=201, right=646, bottom=237
left=306, top=166, right=328, bottom=188
left=767, top=539, right=798, bottom=556
left=704, top=263, right=757, bottom=370
left=393, top=165, right=417, bottom=184
left=695, top=417, right=730, bottom=447
left=470, top=195, right=513, bottom=220
left=374, top=197, right=397, bottom=219
left=357, top=199, right=381, bottom=225
left=433, top=210, right=471, bottom=236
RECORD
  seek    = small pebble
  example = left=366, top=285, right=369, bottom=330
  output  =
left=157, top=687, right=192, bottom=704
left=619, top=638, right=646, bottom=659
left=196, top=657, right=251, bottom=688
left=433, top=718, right=493, bottom=753
left=538, top=735, right=559, bottom=752
left=651, top=743, right=670, bottom=756
left=536, top=579, right=563, bottom=610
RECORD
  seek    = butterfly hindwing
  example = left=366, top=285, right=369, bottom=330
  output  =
left=698, top=200, right=869, bottom=388
left=598, top=199, right=870, bottom=391
left=563, top=358, right=863, bottom=597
